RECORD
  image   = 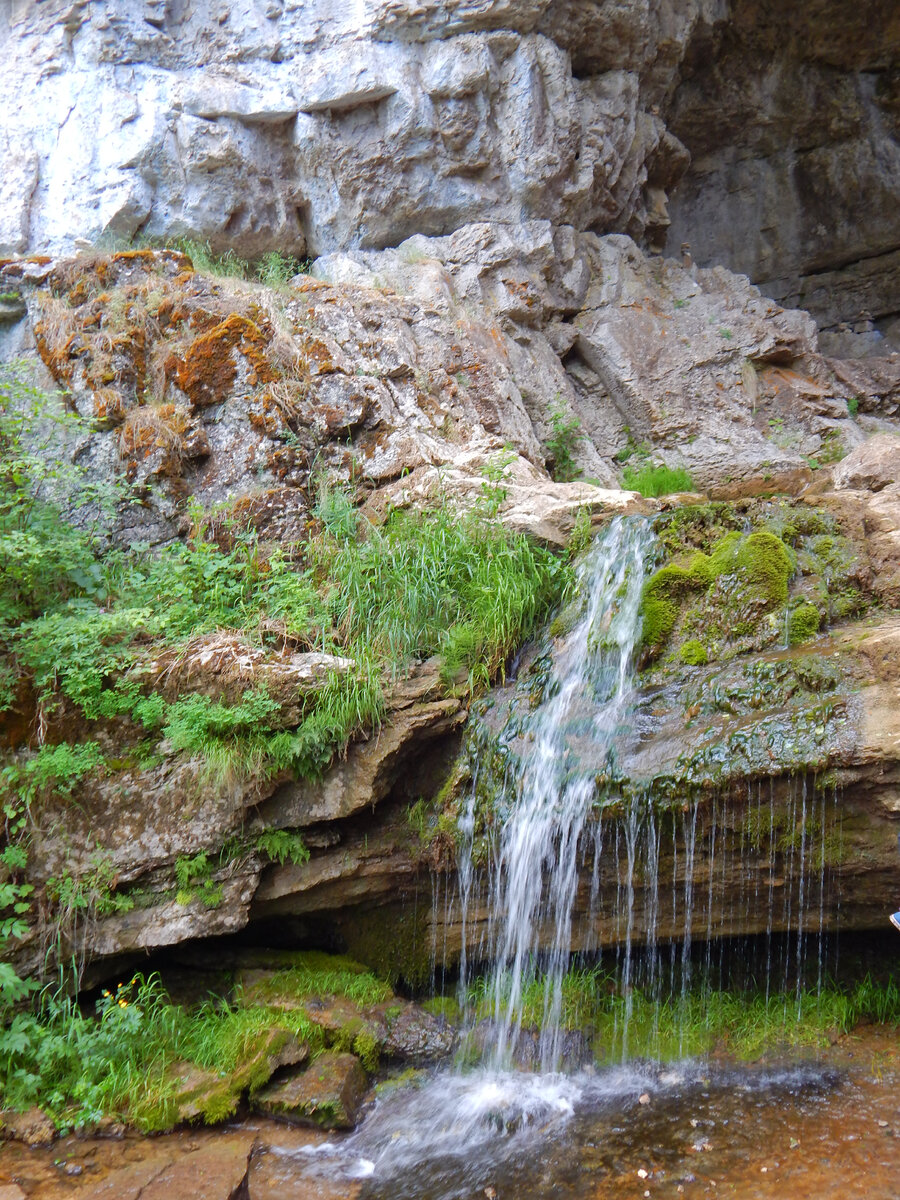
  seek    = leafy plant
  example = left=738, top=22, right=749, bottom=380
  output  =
left=254, top=829, right=310, bottom=867
left=545, top=399, right=584, bottom=482
left=174, top=852, right=223, bottom=908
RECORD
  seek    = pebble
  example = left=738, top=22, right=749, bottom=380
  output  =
left=639, top=1093, right=651, bottom=1105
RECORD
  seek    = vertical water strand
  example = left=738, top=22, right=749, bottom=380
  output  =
left=765, top=777, right=776, bottom=1004
left=485, top=517, right=652, bottom=1070
left=620, top=794, right=640, bottom=1060
left=612, top=820, right=625, bottom=1055
left=817, top=779, right=827, bottom=993
left=669, top=808, right=679, bottom=1000
left=681, top=800, right=698, bottom=999
left=832, top=782, right=843, bottom=981
left=795, top=774, right=809, bottom=1013
left=455, top=782, right=478, bottom=1011
left=643, top=802, right=661, bottom=1051
left=782, top=778, right=797, bottom=1001
left=704, top=793, right=718, bottom=990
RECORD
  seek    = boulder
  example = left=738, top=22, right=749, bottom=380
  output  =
left=165, top=1029, right=309, bottom=1124
left=0, top=1107, right=55, bottom=1147
left=831, top=433, right=900, bottom=493
left=253, top=1052, right=368, bottom=1129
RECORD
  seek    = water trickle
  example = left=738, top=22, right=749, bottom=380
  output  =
left=459, top=516, right=653, bottom=1070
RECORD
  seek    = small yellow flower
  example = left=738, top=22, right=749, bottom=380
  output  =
left=102, top=989, right=111, bottom=997
left=118, top=998, right=127, bottom=1007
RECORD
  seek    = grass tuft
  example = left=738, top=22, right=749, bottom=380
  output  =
left=622, top=463, right=694, bottom=497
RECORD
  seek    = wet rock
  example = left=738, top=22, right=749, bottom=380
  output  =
left=0, top=1106, right=55, bottom=1147
left=79, top=1133, right=255, bottom=1200
left=253, top=1052, right=368, bottom=1129
left=376, top=1001, right=457, bottom=1061
left=138, top=1134, right=255, bottom=1200
left=248, top=1140, right=361, bottom=1200
left=166, top=1029, right=308, bottom=1124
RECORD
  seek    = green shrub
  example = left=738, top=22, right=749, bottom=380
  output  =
left=622, top=463, right=694, bottom=497
left=545, top=400, right=583, bottom=482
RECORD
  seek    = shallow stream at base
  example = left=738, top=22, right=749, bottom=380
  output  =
left=3, top=1032, right=899, bottom=1199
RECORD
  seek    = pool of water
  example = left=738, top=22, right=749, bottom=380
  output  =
left=3, top=1032, right=898, bottom=1200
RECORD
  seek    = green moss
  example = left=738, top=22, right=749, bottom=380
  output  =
left=679, top=639, right=708, bottom=666
left=734, top=531, right=792, bottom=608
left=640, top=558, right=711, bottom=650
left=788, top=603, right=821, bottom=645
left=351, top=1028, right=380, bottom=1072
left=641, top=526, right=794, bottom=661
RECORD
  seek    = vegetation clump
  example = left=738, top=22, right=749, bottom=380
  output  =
left=0, top=359, right=573, bottom=1016
left=679, top=639, right=708, bottom=666
left=622, top=462, right=694, bottom=497
left=788, top=602, right=821, bottom=645
left=638, top=503, right=839, bottom=665
left=0, top=950, right=390, bottom=1134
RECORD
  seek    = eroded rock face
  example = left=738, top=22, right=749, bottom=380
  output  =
left=0, top=0, right=698, bottom=258
left=666, top=0, right=900, bottom=329
left=316, top=225, right=876, bottom=490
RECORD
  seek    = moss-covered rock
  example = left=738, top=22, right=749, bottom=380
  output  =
left=253, top=1051, right=367, bottom=1129
left=789, top=603, right=821, bottom=645
left=640, top=526, right=793, bottom=661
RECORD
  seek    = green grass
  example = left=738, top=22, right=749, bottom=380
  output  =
left=237, top=951, right=393, bottom=1008
left=2, top=451, right=570, bottom=796
left=622, top=463, right=694, bottom=497
left=0, top=952, right=394, bottom=1133
left=463, top=966, right=900, bottom=1064
left=174, top=240, right=309, bottom=286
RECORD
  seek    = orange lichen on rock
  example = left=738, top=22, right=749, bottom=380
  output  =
left=91, top=386, right=129, bottom=425
left=119, top=402, right=209, bottom=480
left=167, top=314, right=275, bottom=407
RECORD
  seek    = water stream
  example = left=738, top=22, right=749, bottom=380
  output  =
left=467, top=515, right=652, bottom=1071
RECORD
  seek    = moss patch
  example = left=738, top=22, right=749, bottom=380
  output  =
left=789, top=603, right=821, bottom=645
left=679, top=639, right=708, bottom=666
left=640, top=528, right=792, bottom=660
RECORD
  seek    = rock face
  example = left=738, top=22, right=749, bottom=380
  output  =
left=2, top=237, right=899, bottom=984
left=665, top=1, right=900, bottom=331
left=0, top=0, right=697, bottom=258
left=3, top=0, right=898, bottom=343
left=3, top=0, right=900, bottom=993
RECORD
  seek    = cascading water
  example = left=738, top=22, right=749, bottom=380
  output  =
left=467, top=515, right=653, bottom=1071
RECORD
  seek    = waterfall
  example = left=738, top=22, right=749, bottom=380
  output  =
left=463, top=516, right=653, bottom=1070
